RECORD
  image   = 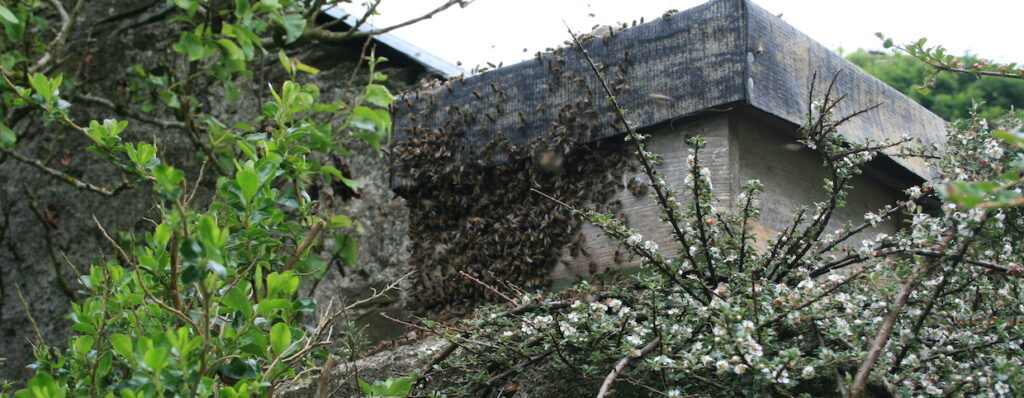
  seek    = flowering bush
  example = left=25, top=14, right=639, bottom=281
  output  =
left=413, top=36, right=1024, bottom=397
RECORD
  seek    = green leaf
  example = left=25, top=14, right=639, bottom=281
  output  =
left=153, top=223, right=171, bottom=247
left=358, top=379, right=373, bottom=395
left=17, top=372, right=64, bottom=398
left=277, top=50, right=294, bottom=77
left=364, top=84, right=393, bottom=107
left=71, top=322, right=97, bottom=335
left=221, top=358, right=258, bottom=381
left=381, top=376, right=413, bottom=396
left=256, top=298, right=291, bottom=315
left=234, top=0, right=252, bottom=20
left=153, top=164, right=185, bottom=200
left=292, top=57, right=320, bottom=75
left=174, top=0, right=199, bottom=17
left=0, top=6, right=18, bottom=24
left=0, top=122, right=15, bottom=147
left=198, top=215, right=226, bottom=248
left=236, top=169, right=259, bottom=203
left=110, top=334, right=134, bottom=360
left=270, top=323, right=291, bottom=356
left=143, top=347, right=169, bottom=372
left=329, top=215, right=353, bottom=228
left=72, top=335, right=95, bottom=357
left=29, top=73, right=52, bottom=103
left=217, top=39, right=245, bottom=60
left=222, top=286, right=253, bottom=318
left=271, top=13, right=306, bottom=44
left=173, top=32, right=213, bottom=61
left=332, top=233, right=358, bottom=267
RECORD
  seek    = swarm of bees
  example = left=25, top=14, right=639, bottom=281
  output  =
left=391, top=43, right=639, bottom=319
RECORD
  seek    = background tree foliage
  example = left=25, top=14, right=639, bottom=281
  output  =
left=846, top=49, right=1024, bottom=121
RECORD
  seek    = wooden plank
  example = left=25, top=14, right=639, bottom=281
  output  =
left=392, top=0, right=947, bottom=186
left=744, top=0, right=946, bottom=178
left=392, top=0, right=747, bottom=185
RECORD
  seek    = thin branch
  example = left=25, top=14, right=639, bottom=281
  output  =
left=24, top=186, right=77, bottom=300
left=760, top=266, right=869, bottom=329
left=596, top=337, right=661, bottom=398
left=16, top=284, right=46, bottom=346
left=566, top=25, right=706, bottom=288
left=1, top=146, right=130, bottom=196
left=458, top=271, right=517, bottom=305
left=849, top=274, right=920, bottom=398
left=73, top=93, right=186, bottom=130
left=35, top=0, right=86, bottom=74
left=818, top=202, right=909, bottom=255
left=300, top=0, right=467, bottom=43
left=282, top=219, right=326, bottom=271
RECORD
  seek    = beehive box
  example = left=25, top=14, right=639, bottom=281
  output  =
left=391, top=0, right=946, bottom=311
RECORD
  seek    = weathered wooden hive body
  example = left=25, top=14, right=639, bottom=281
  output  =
left=391, top=0, right=946, bottom=309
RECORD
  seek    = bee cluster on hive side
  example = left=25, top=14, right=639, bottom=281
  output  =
left=392, top=40, right=640, bottom=317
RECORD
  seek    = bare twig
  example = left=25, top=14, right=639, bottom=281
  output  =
left=300, top=0, right=468, bottom=43
left=566, top=24, right=704, bottom=284
left=760, top=266, right=870, bottom=329
left=849, top=274, right=920, bottom=397
left=458, top=271, right=517, bottom=305
left=73, top=93, right=186, bottom=130
left=35, top=0, right=86, bottom=73
left=24, top=186, right=77, bottom=299
left=16, top=284, right=46, bottom=346
left=596, top=337, right=661, bottom=398
left=2, top=147, right=130, bottom=196
left=282, top=219, right=326, bottom=271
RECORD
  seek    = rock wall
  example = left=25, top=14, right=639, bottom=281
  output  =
left=0, top=0, right=422, bottom=384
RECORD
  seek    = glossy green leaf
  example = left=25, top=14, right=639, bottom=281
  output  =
left=0, top=6, right=18, bottom=24
left=217, top=38, right=245, bottom=60
left=236, top=169, right=259, bottom=203
left=270, top=323, right=291, bottom=356
left=363, top=84, right=393, bottom=107
left=174, top=0, right=199, bottom=16
left=0, top=122, right=16, bottom=147
left=143, top=347, right=169, bottom=372
left=110, top=334, right=134, bottom=359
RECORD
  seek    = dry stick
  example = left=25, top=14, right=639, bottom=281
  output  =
left=285, top=274, right=413, bottom=364
left=2, top=146, right=128, bottom=196
left=848, top=274, right=920, bottom=398
left=73, top=93, right=185, bottom=130
left=16, top=284, right=46, bottom=346
left=24, top=186, right=77, bottom=299
left=458, top=271, right=517, bottom=305
left=416, top=300, right=571, bottom=383
left=282, top=219, right=326, bottom=271
left=35, top=0, right=85, bottom=74
left=596, top=337, right=662, bottom=398
left=315, top=355, right=338, bottom=398
left=301, top=0, right=466, bottom=42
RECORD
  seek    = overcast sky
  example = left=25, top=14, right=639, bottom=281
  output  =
left=341, top=0, right=1022, bottom=74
